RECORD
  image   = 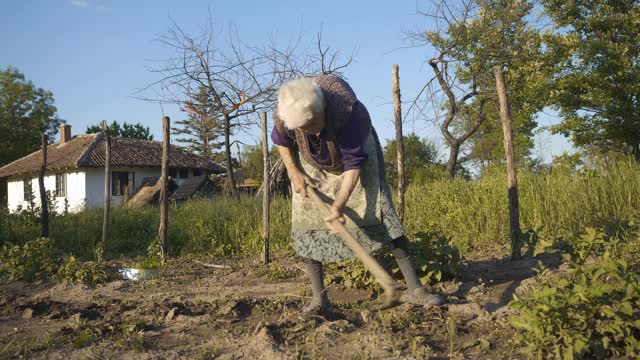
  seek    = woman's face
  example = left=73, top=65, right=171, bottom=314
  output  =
left=299, top=112, right=325, bottom=135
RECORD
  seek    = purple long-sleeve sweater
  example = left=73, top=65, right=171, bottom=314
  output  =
left=271, top=77, right=372, bottom=171
left=271, top=102, right=370, bottom=170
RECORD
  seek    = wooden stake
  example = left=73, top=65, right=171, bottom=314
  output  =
left=39, top=134, right=49, bottom=238
left=261, top=112, right=271, bottom=264
left=494, top=65, right=522, bottom=260
left=392, top=64, right=406, bottom=223
left=159, top=116, right=170, bottom=262
left=101, top=120, right=111, bottom=261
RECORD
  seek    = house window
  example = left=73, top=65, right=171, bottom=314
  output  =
left=23, top=178, right=32, bottom=200
left=112, top=172, right=132, bottom=196
left=55, top=174, right=66, bottom=197
left=169, top=168, right=177, bottom=178
left=193, top=169, right=202, bottom=177
left=178, top=168, right=189, bottom=179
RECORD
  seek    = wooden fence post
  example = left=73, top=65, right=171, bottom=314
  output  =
left=261, top=112, right=271, bottom=264
left=159, top=116, right=170, bottom=262
left=494, top=65, right=522, bottom=260
left=39, top=134, right=49, bottom=238
left=100, top=120, right=111, bottom=261
left=392, top=64, right=406, bottom=223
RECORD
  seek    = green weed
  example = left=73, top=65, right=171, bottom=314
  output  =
left=0, top=237, right=56, bottom=282
left=326, top=231, right=460, bottom=290
left=509, top=228, right=640, bottom=359
left=56, top=256, right=108, bottom=285
left=0, top=238, right=108, bottom=285
left=404, top=161, right=640, bottom=256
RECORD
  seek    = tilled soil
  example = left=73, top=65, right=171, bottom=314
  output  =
left=0, top=252, right=563, bottom=359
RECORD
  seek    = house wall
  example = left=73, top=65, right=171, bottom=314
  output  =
left=7, top=170, right=86, bottom=213
left=85, top=167, right=161, bottom=208
left=7, top=167, right=203, bottom=212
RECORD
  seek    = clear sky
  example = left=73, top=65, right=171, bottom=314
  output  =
left=1, top=0, right=573, bottom=163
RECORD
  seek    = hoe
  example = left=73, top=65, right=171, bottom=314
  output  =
left=306, top=185, right=402, bottom=308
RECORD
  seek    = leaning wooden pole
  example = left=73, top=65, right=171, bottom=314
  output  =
left=38, top=134, right=49, bottom=238
left=494, top=65, right=522, bottom=260
left=261, top=112, right=271, bottom=264
left=100, top=120, right=111, bottom=261
left=392, top=64, right=406, bottom=223
left=158, top=116, right=170, bottom=263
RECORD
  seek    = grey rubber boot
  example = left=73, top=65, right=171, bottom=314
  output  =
left=390, top=237, right=446, bottom=306
left=303, top=258, right=330, bottom=314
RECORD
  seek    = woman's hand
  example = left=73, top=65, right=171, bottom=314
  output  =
left=289, top=170, right=317, bottom=197
left=324, top=168, right=360, bottom=228
left=324, top=206, right=346, bottom=224
left=277, top=145, right=317, bottom=197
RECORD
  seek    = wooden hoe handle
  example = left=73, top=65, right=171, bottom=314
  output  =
left=306, top=186, right=401, bottom=304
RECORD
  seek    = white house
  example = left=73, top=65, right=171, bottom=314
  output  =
left=0, top=125, right=225, bottom=213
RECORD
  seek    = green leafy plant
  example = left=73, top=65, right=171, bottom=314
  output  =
left=56, top=256, right=108, bottom=285
left=73, top=330, right=97, bottom=349
left=0, top=238, right=57, bottom=282
left=0, top=238, right=109, bottom=285
left=146, top=236, right=163, bottom=264
left=259, top=263, right=300, bottom=281
left=326, top=231, right=461, bottom=290
left=411, top=231, right=461, bottom=284
left=509, top=228, right=640, bottom=359
left=326, top=256, right=382, bottom=290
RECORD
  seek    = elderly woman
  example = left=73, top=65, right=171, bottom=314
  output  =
left=272, top=74, right=445, bottom=313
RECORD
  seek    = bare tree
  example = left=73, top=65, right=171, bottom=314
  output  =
left=143, top=18, right=311, bottom=199
left=405, top=0, right=494, bottom=179
left=428, top=56, right=490, bottom=178
left=159, top=116, right=170, bottom=262
left=100, top=120, right=111, bottom=262
left=142, top=14, right=355, bottom=199
left=313, top=30, right=355, bottom=76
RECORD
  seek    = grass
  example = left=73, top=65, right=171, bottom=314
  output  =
left=404, top=160, right=640, bottom=255
left=2, top=160, right=640, bottom=261
left=0, top=196, right=292, bottom=261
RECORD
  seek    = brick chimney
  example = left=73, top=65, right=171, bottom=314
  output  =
left=60, top=124, right=71, bottom=144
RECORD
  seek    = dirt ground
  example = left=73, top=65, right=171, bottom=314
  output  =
left=0, top=252, right=564, bottom=359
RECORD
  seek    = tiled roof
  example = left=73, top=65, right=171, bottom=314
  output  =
left=84, top=136, right=225, bottom=172
left=0, top=134, right=97, bottom=178
left=170, top=176, right=209, bottom=201
left=0, top=133, right=225, bottom=178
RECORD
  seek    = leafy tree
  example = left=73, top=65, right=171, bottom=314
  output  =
left=86, top=120, right=153, bottom=141
left=550, top=152, right=583, bottom=174
left=383, top=133, right=443, bottom=185
left=172, top=86, right=224, bottom=159
left=0, top=67, right=64, bottom=167
left=542, top=0, right=640, bottom=159
left=416, top=0, right=552, bottom=174
left=467, top=105, right=538, bottom=168
left=466, top=0, right=552, bottom=168
left=241, top=145, right=280, bottom=185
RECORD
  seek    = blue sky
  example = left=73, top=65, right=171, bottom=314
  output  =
left=1, top=0, right=572, bottom=163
